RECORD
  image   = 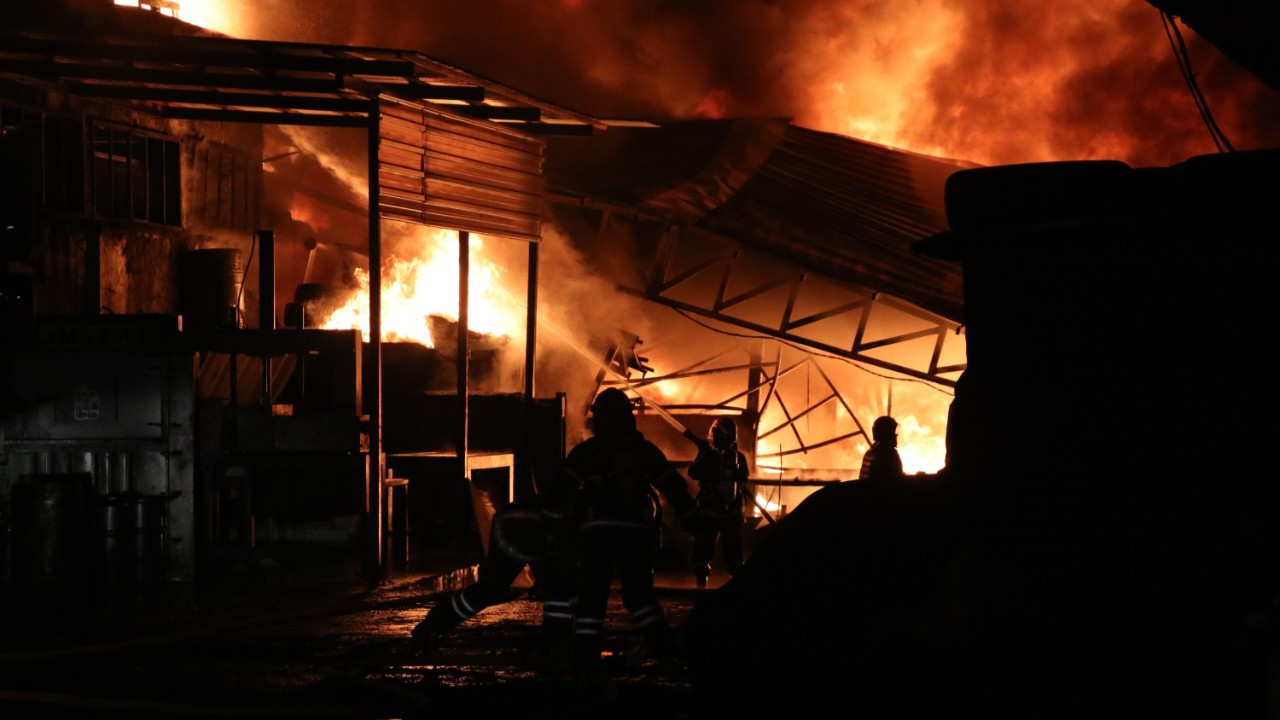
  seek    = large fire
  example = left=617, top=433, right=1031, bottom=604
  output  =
left=114, top=0, right=244, bottom=35
left=316, top=227, right=519, bottom=347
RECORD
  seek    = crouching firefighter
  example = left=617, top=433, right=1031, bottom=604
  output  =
left=410, top=478, right=579, bottom=659
left=566, top=388, right=699, bottom=678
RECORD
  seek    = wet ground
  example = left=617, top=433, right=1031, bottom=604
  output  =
left=0, top=544, right=725, bottom=719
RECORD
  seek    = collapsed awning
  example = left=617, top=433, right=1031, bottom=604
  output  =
left=545, top=118, right=977, bottom=322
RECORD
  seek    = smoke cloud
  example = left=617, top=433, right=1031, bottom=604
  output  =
left=205, top=0, right=1280, bottom=167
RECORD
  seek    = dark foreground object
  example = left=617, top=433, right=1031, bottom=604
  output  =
left=686, top=150, right=1280, bottom=718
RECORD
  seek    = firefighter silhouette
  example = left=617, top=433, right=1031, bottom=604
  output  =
left=410, top=476, right=580, bottom=668
left=565, top=388, right=698, bottom=683
left=688, top=417, right=750, bottom=588
left=858, top=416, right=904, bottom=482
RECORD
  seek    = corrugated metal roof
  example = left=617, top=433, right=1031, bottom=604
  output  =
left=546, top=119, right=975, bottom=321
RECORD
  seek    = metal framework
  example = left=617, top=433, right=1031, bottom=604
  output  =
left=601, top=332, right=894, bottom=464
left=0, top=32, right=602, bottom=134
left=635, top=224, right=966, bottom=387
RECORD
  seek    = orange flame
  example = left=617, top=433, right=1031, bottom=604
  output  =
left=114, top=1, right=243, bottom=34
left=317, top=227, right=519, bottom=347
left=752, top=493, right=780, bottom=518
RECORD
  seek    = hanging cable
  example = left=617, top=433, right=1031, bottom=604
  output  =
left=1160, top=10, right=1234, bottom=153
left=234, top=231, right=257, bottom=327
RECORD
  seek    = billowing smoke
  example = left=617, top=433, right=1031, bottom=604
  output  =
left=200, top=0, right=1280, bottom=167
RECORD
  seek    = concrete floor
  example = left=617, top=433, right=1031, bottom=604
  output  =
left=0, top=542, right=729, bottom=719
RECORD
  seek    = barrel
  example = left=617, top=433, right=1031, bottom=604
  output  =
left=94, top=493, right=168, bottom=589
left=134, top=495, right=167, bottom=587
left=178, top=247, right=243, bottom=331
left=9, top=473, right=93, bottom=590
left=94, top=493, right=135, bottom=588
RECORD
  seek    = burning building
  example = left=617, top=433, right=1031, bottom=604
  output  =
left=1, top=0, right=1278, bottom=715
left=1, top=0, right=978, bottom=598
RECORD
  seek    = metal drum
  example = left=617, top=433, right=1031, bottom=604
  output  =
left=94, top=493, right=135, bottom=589
left=94, top=492, right=168, bottom=589
left=134, top=495, right=167, bottom=587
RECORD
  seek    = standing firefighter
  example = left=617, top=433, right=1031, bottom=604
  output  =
left=859, top=416, right=904, bottom=483
left=566, top=388, right=698, bottom=685
left=688, top=417, right=750, bottom=588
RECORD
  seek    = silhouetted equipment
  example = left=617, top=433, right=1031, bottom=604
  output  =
left=178, top=248, right=243, bottom=331
left=0, top=271, right=33, bottom=329
left=0, top=125, right=33, bottom=263
left=284, top=283, right=347, bottom=329
left=1, top=125, right=34, bottom=328
left=3, top=315, right=197, bottom=584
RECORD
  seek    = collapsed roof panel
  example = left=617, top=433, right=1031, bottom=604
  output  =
left=545, top=119, right=975, bottom=322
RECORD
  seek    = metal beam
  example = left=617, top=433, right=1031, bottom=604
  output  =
left=367, top=106, right=384, bottom=579
left=69, top=84, right=370, bottom=113
left=640, top=291, right=958, bottom=388
left=397, top=83, right=487, bottom=102
left=757, top=392, right=839, bottom=441
left=2, top=35, right=415, bottom=76
left=756, top=430, right=863, bottom=458
left=456, top=105, right=542, bottom=122
left=457, top=229, right=471, bottom=491
left=634, top=226, right=963, bottom=386
left=160, top=108, right=368, bottom=127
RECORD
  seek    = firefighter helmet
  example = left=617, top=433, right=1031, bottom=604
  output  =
left=709, top=417, right=737, bottom=450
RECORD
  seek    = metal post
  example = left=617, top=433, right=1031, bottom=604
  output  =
left=257, top=229, right=275, bottom=330
left=520, top=241, right=539, bottom=496
left=457, top=230, right=470, bottom=485
left=524, top=240, right=539, bottom=401
left=257, top=229, right=275, bottom=403
left=367, top=104, right=384, bottom=578
left=745, top=339, right=765, bottom=473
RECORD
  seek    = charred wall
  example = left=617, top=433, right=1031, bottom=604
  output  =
left=2, top=78, right=263, bottom=323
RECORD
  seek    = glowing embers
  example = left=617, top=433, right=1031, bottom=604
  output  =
left=317, top=227, right=519, bottom=348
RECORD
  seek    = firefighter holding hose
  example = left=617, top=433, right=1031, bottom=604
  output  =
left=564, top=387, right=699, bottom=690
left=687, top=417, right=750, bottom=588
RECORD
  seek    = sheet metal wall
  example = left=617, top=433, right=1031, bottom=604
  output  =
left=378, top=100, right=545, bottom=241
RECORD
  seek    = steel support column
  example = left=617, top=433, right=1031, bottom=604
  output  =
left=457, top=230, right=471, bottom=486
left=366, top=107, right=384, bottom=579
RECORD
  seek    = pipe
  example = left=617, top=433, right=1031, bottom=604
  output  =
left=523, top=241, right=539, bottom=400
left=520, top=241, right=539, bottom=497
